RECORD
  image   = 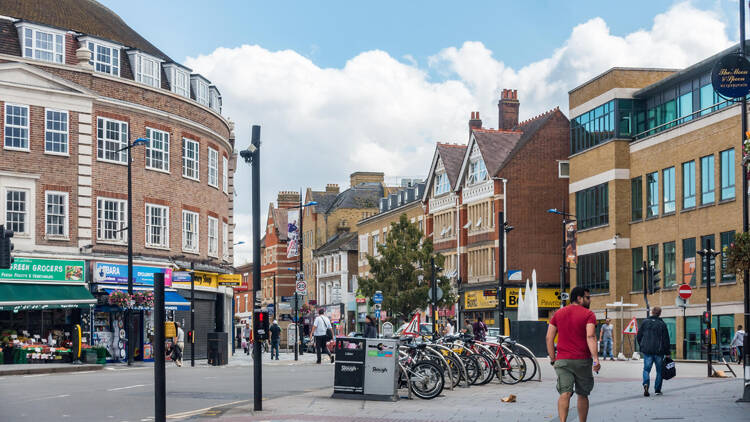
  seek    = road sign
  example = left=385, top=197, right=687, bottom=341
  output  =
left=382, top=322, right=393, bottom=337
left=675, top=296, right=688, bottom=308
left=374, top=303, right=381, bottom=310
left=281, top=295, right=294, bottom=302
left=373, top=291, right=383, bottom=304
left=374, top=309, right=381, bottom=320
left=428, top=286, right=443, bottom=302
left=623, top=317, right=638, bottom=335
left=267, top=304, right=275, bottom=316
left=678, top=284, right=692, bottom=299
left=560, top=292, right=570, bottom=301
left=296, top=280, right=307, bottom=295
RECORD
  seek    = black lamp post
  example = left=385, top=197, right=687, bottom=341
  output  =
left=118, top=135, right=148, bottom=366
left=547, top=208, right=575, bottom=308
left=496, top=211, right=513, bottom=335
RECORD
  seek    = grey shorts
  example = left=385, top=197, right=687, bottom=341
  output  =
left=554, top=359, right=594, bottom=396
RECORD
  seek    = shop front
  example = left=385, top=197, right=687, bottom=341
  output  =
left=0, top=258, right=95, bottom=364
left=321, top=303, right=346, bottom=336
left=462, top=286, right=561, bottom=328
left=90, top=262, right=189, bottom=362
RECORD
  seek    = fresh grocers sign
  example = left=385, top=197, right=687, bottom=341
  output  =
left=0, top=258, right=85, bottom=283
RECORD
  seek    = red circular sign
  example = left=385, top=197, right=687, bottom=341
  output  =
left=678, top=284, right=692, bottom=299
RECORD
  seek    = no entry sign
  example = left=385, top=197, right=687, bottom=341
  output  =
left=678, top=284, right=692, bottom=299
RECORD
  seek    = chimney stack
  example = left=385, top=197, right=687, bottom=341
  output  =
left=276, top=191, right=301, bottom=209
left=468, top=111, right=482, bottom=131
left=326, top=184, right=340, bottom=194
left=498, top=89, right=520, bottom=130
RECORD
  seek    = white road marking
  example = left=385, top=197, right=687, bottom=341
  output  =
left=22, top=374, right=46, bottom=378
left=107, top=384, right=147, bottom=391
left=26, top=394, right=70, bottom=402
left=69, top=370, right=97, bottom=375
left=166, top=400, right=249, bottom=419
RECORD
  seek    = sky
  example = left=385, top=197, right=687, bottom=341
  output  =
left=102, top=0, right=743, bottom=265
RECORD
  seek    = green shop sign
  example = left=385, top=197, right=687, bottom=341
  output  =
left=0, top=258, right=86, bottom=283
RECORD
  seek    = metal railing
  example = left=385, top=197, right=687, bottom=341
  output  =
left=633, top=98, right=739, bottom=140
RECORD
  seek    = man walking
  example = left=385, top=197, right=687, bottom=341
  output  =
left=731, top=325, right=745, bottom=364
left=546, top=287, right=599, bottom=422
left=173, top=322, right=185, bottom=367
left=462, top=318, right=474, bottom=338
left=599, top=318, right=614, bottom=361
left=637, top=306, right=671, bottom=396
left=269, top=319, right=281, bottom=360
left=310, top=308, right=334, bottom=364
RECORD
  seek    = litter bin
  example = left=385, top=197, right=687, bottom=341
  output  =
left=332, top=337, right=399, bottom=401
left=207, top=332, right=228, bottom=366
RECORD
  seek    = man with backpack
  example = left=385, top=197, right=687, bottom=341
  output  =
left=473, top=316, right=487, bottom=341
left=637, top=306, right=671, bottom=396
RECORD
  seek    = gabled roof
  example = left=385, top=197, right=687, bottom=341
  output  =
left=314, top=231, right=358, bottom=256
left=456, top=108, right=566, bottom=187
left=0, top=0, right=172, bottom=61
left=423, top=142, right=467, bottom=202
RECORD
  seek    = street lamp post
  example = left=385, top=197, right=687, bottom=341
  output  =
left=496, top=211, right=513, bottom=335
left=291, top=198, right=317, bottom=361
left=547, top=208, right=575, bottom=308
left=118, top=135, right=148, bottom=366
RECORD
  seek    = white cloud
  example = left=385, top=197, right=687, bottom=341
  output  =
left=186, top=2, right=732, bottom=265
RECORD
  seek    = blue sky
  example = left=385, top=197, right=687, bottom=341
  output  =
left=100, top=1, right=742, bottom=264
left=103, top=1, right=741, bottom=73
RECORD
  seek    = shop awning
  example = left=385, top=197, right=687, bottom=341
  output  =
left=101, top=287, right=190, bottom=311
left=0, top=283, right=96, bottom=311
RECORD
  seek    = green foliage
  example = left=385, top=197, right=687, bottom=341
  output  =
left=357, top=214, right=456, bottom=319
left=725, top=231, right=750, bottom=275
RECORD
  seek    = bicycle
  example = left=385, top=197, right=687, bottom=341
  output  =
left=397, top=342, right=445, bottom=399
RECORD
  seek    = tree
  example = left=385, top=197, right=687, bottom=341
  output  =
left=357, top=214, right=456, bottom=320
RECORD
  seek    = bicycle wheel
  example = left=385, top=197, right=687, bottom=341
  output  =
left=474, top=353, right=495, bottom=385
left=499, top=353, right=526, bottom=385
left=461, top=354, right=480, bottom=385
left=445, top=354, right=462, bottom=388
left=409, top=360, right=444, bottom=399
left=515, top=348, right=538, bottom=381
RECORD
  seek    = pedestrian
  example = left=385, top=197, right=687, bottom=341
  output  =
left=636, top=306, right=671, bottom=397
left=364, top=315, right=378, bottom=338
left=173, top=322, right=185, bottom=367
left=599, top=318, right=615, bottom=361
left=462, top=318, right=474, bottom=338
left=443, top=319, right=455, bottom=336
left=473, top=316, right=487, bottom=341
left=269, top=320, right=281, bottom=360
left=241, top=336, right=248, bottom=355
left=310, top=308, right=334, bottom=364
left=731, top=325, right=745, bottom=364
left=546, top=286, right=599, bottom=422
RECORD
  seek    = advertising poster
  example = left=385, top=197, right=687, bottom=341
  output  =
left=565, top=221, right=577, bottom=264
left=287, top=209, right=299, bottom=258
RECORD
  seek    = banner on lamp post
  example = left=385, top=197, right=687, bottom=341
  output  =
left=565, top=221, right=577, bottom=264
left=287, top=209, right=299, bottom=258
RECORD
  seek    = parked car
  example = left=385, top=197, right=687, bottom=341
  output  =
left=394, top=323, right=433, bottom=338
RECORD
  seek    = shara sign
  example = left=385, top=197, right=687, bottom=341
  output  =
left=711, top=53, right=750, bottom=99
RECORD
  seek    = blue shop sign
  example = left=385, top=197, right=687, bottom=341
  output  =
left=94, top=263, right=173, bottom=286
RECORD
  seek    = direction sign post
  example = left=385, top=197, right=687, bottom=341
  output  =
left=373, top=291, right=383, bottom=304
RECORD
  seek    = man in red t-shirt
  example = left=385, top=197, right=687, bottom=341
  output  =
left=546, top=286, right=600, bottom=422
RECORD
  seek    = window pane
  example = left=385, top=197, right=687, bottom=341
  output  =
left=701, top=155, right=715, bottom=204
left=663, top=167, right=675, bottom=213
left=664, top=242, right=676, bottom=288
left=720, top=149, right=735, bottom=200
left=646, top=172, right=658, bottom=217
left=632, top=247, right=643, bottom=291
left=682, top=238, right=697, bottom=286
left=6, top=190, right=26, bottom=233
left=682, top=161, right=695, bottom=209
left=631, top=177, right=643, bottom=220
left=720, top=231, right=736, bottom=283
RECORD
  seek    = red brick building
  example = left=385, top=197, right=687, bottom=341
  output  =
left=0, top=1, right=235, bottom=361
left=425, top=89, right=569, bottom=325
left=260, top=192, right=301, bottom=311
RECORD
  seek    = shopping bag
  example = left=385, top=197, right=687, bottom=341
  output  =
left=662, top=356, right=676, bottom=380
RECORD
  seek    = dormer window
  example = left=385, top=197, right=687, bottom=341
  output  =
left=468, top=159, right=488, bottom=185
left=17, top=23, right=65, bottom=64
left=191, top=75, right=210, bottom=106
left=209, top=85, right=222, bottom=112
left=164, top=63, right=190, bottom=98
left=81, top=37, right=121, bottom=76
left=127, top=51, right=162, bottom=88
left=434, top=172, right=450, bottom=195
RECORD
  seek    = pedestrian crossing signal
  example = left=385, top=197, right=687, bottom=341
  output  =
left=253, top=309, right=269, bottom=340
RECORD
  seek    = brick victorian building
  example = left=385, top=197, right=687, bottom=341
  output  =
left=424, top=90, right=569, bottom=327
left=0, top=0, right=235, bottom=361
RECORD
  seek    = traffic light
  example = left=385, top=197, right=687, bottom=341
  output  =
left=0, top=225, right=14, bottom=270
left=253, top=309, right=269, bottom=341
left=702, top=311, right=711, bottom=325
left=647, top=264, right=661, bottom=294
left=702, top=328, right=711, bottom=344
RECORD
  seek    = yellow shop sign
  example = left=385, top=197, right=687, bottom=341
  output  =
left=218, top=274, right=242, bottom=286
left=505, top=287, right=561, bottom=309
left=464, top=290, right=498, bottom=310
left=172, top=270, right=218, bottom=289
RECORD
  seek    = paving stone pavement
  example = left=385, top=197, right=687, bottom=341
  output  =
left=187, top=359, right=749, bottom=422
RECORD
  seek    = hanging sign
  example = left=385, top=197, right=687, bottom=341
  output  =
left=565, top=221, right=577, bottom=264
left=623, top=317, right=638, bottom=335
left=711, top=52, right=750, bottom=98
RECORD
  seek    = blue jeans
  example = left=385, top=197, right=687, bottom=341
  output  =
left=271, top=340, right=280, bottom=359
left=642, top=354, right=664, bottom=391
left=602, top=338, right=613, bottom=358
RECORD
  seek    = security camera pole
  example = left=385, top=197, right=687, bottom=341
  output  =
left=241, top=125, right=262, bottom=411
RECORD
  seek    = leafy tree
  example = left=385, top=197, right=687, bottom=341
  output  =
left=357, top=214, right=456, bottom=320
